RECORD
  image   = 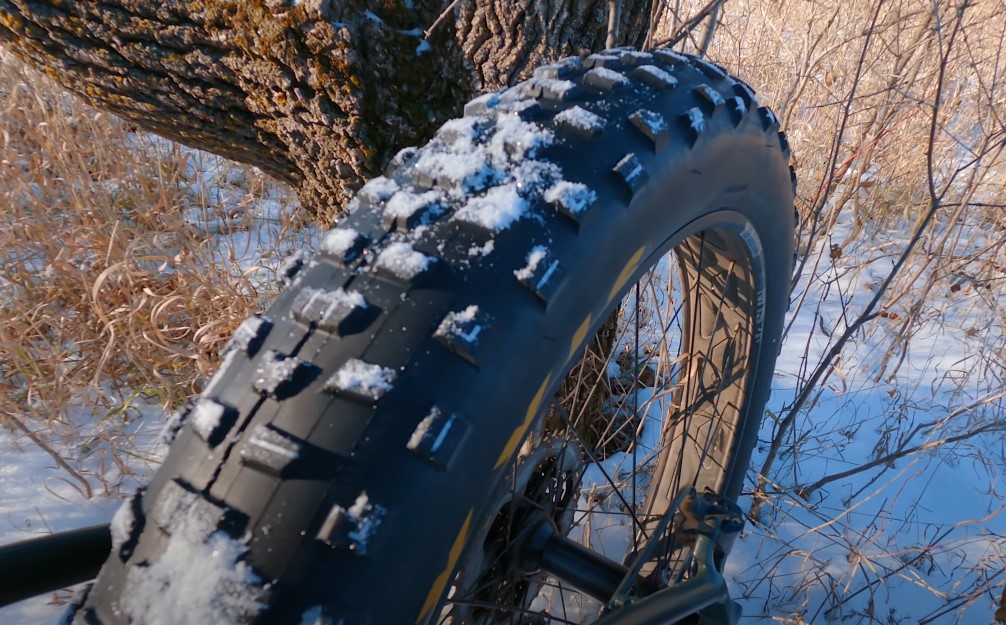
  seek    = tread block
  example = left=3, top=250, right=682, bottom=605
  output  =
left=535, top=77, right=581, bottom=102
left=554, top=105, right=605, bottom=138
left=790, top=166, right=799, bottom=196
left=380, top=192, right=444, bottom=233
left=514, top=246, right=564, bottom=304
left=584, top=52, right=622, bottom=69
left=317, top=493, right=386, bottom=555
left=544, top=180, right=598, bottom=227
left=694, top=84, right=726, bottom=113
left=584, top=66, right=631, bottom=91
left=435, top=305, right=491, bottom=367
left=652, top=48, right=692, bottom=67
left=224, top=314, right=273, bottom=358
left=758, top=106, right=780, bottom=130
left=728, top=96, right=748, bottom=126
left=241, top=424, right=304, bottom=477
left=629, top=108, right=670, bottom=148
left=463, top=92, right=501, bottom=116
left=252, top=350, right=319, bottom=399
left=499, top=99, right=544, bottom=121
left=690, top=55, right=729, bottom=80
left=620, top=50, right=654, bottom=66
left=680, top=107, right=708, bottom=145
left=384, top=145, right=419, bottom=177
left=323, top=358, right=397, bottom=403
left=778, top=131, right=792, bottom=161
left=612, top=153, right=648, bottom=194
left=190, top=398, right=239, bottom=447
left=373, top=241, right=437, bottom=285
left=291, top=287, right=371, bottom=336
left=407, top=406, right=469, bottom=468
left=277, top=249, right=310, bottom=287
left=731, top=79, right=757, bottom=108
left=533, top=55, right=582, bottom=79
left=632, top=64, right=678, bottom=90
left=320, top=227, right=368, bottom=264
left=150, top=479, right=243, bottom=539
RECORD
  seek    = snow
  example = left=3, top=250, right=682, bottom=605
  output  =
left=636, top=64, right=678, bottom=87
left=544, top=180, right=597, bottom=215
left=586, top=66, right=631, bottom=87
left=374, top=241, right=434, bottom=280
left=453, top=184, right=529, bottom=233
left=436, top=305, right=483, bottom=344
left=190, top=399, right=227, bottom=439
left=537, top=78, right=576, bottom=98
left=407, top=409, right=439, bottom=451
left=555, top=106, right=605, bottom=133
left=320, top=227, right=360, bottom=258
left=696, top=83, right=726, bottom=106
left=514, top=246, right=548, bottom=281
left=252, top=351, right=305, bottom=396
left=468, top=240, right=495, bottom=257
left=120, top=516, right=264, bottom=625
left=109, top=491, right=137, bottom=552
left=383, top=189, right=442, bottom=222
left=357, top=176, right=399, bottom=204
left=685, top=106, right=706, bottom=133
left=325, top=359, right=397, bottom=401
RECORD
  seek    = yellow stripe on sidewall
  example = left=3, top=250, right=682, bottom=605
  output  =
left=416, top=510, right=474, bottom=624
left=567, top=313, right=593, bottom=362
left=608, top=246, right=647, bottom=304
left=493, top=373, right=553, bottom=469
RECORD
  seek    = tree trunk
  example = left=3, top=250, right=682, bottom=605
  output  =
left=0, top=0, right=651, bottom=218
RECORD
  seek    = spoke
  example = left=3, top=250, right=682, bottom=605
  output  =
left=632, top=281, right=641, bottom=537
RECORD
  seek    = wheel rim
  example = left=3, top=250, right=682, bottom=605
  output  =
left=439, top=220, right=764, bottom=624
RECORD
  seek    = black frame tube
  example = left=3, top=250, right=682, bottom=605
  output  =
left=0, top=524, right=110, bottom=607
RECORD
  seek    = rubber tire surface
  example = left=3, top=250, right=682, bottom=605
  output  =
left=74, top=48, right=794, bottom=625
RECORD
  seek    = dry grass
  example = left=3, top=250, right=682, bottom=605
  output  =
left=0, top=52, right=309, bottom=491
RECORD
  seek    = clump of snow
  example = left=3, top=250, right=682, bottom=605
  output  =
left=555, top=106, right=605, bottom=133
left=731, top=96, right=748, bottom=117
left=586, top=66, right=631, bottom=87
left=414, top=149, right=497, bottom=194
left=515, top=246, right=549, bottom=281
left=293, top=287, right=368, bottom=328
left=636, top=64, right=678, bottom=87
left=685, top=107, right=706, bottom=133
left=357, top=176, right=399, bottom=204
left=320, top=227, right=360, bottom=258
left=121, top=516, right=264, bottom=625
left=374, top=241, right=434, bottom=279
left=436, top=305, right=484, bottom=344
left=536, top=78, right=576, bottom=98
left=454, top=185, right=528, bottom=233
left=346, top=493, right=385, bottom=554
left=696, top=84, right=726, bottom=106
left=253, top=351, right=305, bottom=396
left=544, top=181, right=597, bottom=215
left=326, top=359, right=397, bottom=400
left=490, top=113, right=554, bottom=162
left=632, top=109, right=668, bottom=136
left=384, top=189, right=442, bottom=221
left=191, top=399, right=227, bottom=438
left=277, top=249, right=309, bottom=286
left=468, top=240, right=495, bottom=257
left=110, top=492, right=137, bottom=551
left=407, top=408, right=440, bottom=451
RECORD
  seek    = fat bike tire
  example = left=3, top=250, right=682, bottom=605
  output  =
left=71, top=47, right=795, bottom=625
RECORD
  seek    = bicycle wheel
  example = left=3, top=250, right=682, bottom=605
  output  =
left=69, top=47, right=794, bottom=625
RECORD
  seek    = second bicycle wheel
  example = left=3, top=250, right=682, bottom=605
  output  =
left=75, top=48, right=793, bottom=625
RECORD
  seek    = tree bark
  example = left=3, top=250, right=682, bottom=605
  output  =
left=0, top=0, right=650, bottom=218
